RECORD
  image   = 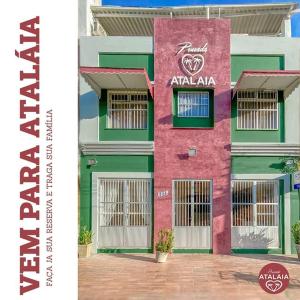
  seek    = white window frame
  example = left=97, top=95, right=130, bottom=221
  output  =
left=237, top=90, right=279, bottom=130
left=231, top=180, right=279, bottom=227
left=107, top=90, right=148, bottom=129
left=177, top=91, right=210, bottom=118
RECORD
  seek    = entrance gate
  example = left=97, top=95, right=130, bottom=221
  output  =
left=173, top=180, right=212, bottom=249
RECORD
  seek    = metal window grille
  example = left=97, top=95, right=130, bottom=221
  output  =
left=178, top=92, right=209, bottom=117
left=237, top=90, right=278, bottom=130
left=174, top=180, right=211, bottom=226
left=232, top=180, right=278, bottom=226
left=107, top=91, right=148, bottom=129
left=98, top=179, right=151, bottom=227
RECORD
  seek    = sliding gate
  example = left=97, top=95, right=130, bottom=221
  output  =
left=173, top=180, right=212, bottom=249
left=96, top=178, right=152, bottom=248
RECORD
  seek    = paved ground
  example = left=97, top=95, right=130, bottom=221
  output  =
left=79, top=253, right=300, bottom=300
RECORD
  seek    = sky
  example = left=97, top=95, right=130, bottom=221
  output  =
left=102, top=0, right=300, bottom=37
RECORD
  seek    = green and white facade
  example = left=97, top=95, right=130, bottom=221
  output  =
left=79, top=2, right=300, bottom=254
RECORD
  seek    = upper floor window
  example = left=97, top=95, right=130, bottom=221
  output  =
left=107, top=91, right=148, bottom=129
left=178, top=91, right=209, bottom=118
left=237, top=90, right=278, bottom=130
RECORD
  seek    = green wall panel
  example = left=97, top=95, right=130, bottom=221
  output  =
left=172, top=88, right=214, bottom=128
left=291, top=189, right=300, bottom=254
left=98, top=54, right=284, bottom=83
left=279, top=180, right=285, bottom=253
left=231, top=91, right=285, bottom=143
left=80, top=155, right=154, bottom=229
left=99, top=53, right=154, bottom=81
left=231, top=55, right=284, bottom=82
left=231, top=156, right=284, bottom=174
left=99, top=90, right=154, bottom=141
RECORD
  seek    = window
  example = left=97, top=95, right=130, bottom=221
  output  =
left=98, top=179, right=151, bottom=227
left=237, top=90, right=278, bottom=130
left=232, top=180, right=279, bottom=227
left=174, top=180, right=211, bottom=227
left=178, top=91, right=209, bottom=117
left=107, top=91, right=148, bottom=129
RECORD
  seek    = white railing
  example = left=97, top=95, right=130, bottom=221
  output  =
left=108, top=91, right=148, bottom=129
left=237, top=90, right=278, bottom=130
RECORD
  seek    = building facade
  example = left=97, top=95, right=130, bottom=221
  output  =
left=79, top=3, right=300, bottom=254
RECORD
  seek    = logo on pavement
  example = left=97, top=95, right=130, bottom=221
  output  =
left=258, top=263, right=289, bottom=294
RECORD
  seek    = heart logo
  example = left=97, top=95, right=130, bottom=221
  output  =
left=265, top=280, right=283, bottom=293
left=181, top=54, right=204, bottom=76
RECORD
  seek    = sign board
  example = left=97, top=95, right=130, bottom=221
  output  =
left=293, top=171, right=300, bottom=189
left=170, top=41, right=216, bottom=87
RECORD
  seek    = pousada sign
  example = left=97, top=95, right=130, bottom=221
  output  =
left=170, top=41, right=216, bottom=87
left=170, top=75, right=216, bottom=86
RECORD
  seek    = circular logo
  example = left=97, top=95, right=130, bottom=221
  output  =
left=258, top=263, right=289, bottom=294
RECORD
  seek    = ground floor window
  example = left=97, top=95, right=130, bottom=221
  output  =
left=232, top=180, right=279, bottom=227
left=231, top=179, right=280, bottom=249
left=99, top=179, right=151, bottom=227
left=95, top=177, right=152, bottom=249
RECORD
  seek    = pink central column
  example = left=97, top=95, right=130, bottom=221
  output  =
left=153, top=18, right=232, bottom=254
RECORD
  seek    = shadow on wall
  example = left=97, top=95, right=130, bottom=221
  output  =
left=232, top=228, right=273, bottom=249
left=80, top=91, right=99, bottom=120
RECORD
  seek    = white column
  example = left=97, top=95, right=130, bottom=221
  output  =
left=280, top=17, right=291, bottom=37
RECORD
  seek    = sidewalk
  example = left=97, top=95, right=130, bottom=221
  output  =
left=79, top=254, right=300, bottom=300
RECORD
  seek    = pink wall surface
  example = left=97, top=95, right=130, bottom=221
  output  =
left=153, top=18, right=231, bottom=254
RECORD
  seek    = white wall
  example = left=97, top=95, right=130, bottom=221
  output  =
left=78, top=0, right=100, bottom=37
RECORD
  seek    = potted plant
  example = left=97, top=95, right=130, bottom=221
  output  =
left=155, top=229, right=174, bottom=263
left=292, top=221, right=300, bottom=259
left=78, top=226, right=93, bottom=258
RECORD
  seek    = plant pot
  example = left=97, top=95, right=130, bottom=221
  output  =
left=78, top=243, right=92, bottom=258
left=296, top=244, right=300, bottom=260
left=156, top=251, right=168, bottom=263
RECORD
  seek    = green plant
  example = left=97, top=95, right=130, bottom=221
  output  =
left=292, top=222, right=300, bottom=245
left=155, top=229, right=174, bottom=253
left=280, top=157, right=300, bottom=174
left=79, top=226, right=93, bottom=245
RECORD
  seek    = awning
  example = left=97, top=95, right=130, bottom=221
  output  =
left=80, top=67, right=153, bottom=97
left=233, top=70, right=300, bottom=99
left=91, top=3, right=298, bottom=36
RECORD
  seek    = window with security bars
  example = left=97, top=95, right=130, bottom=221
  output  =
left=232, top=180, right=279, bottom=226
left=178, top=92, right=209, bottom=117
left=174, top=180, right=211, bottom=226
left=107, top=91, right=148, bottom=129
left=98, top=179, right=151, bottom=227
left=237, top=90, right=278, bottom=130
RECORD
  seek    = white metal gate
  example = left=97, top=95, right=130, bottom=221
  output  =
left=97, top=178, right=152, bottom=248
left=231, top=180, right=279, bottom=249
left=173, top=180, right=212, bottom=249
